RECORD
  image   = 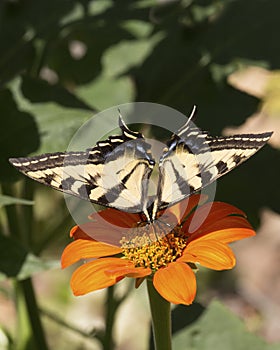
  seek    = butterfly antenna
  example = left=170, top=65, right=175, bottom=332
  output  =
left=189, top=105, right=197, bottom=121
left=118, top=109, right=130, bottom=133
left=177, top=105, right=197, bottom=136
left=118, top=109, right=140, bottom=138
left=118, top=108, right=124, bottom=126
left=118, top=109, right=150, bottom=140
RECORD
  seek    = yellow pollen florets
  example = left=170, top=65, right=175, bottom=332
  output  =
left=120, top=222, right=186, bottom=271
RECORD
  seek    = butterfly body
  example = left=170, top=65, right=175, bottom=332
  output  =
left=9, top=111, right=272, bottom=222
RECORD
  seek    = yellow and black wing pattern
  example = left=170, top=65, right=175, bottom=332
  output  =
left=9, top=112, right=272, bottom=222
left=9, top=116, right=155, bottom=214
left=156, top=119, right=272, bottom=212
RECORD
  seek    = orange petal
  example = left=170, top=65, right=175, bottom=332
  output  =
left=153, top=262, right=197, bottom=305
left=70, top=225, right=92, bottom=240
left=187, top=216, right=255, bottom=244
left=105, top=266, right=151, bottom=279
left=159, top=194, right=208, bottom=225
left=70, top=222, right=125, bottom=246
left=70, top=258, right=133, bottom=295
left=182, top=202, right=255, bottom=243
left=61, top=239, right=122, bottom=268
left=89, top=208, right=141, bottom=228
left=180, top=239, right=236, bottom=270
left=182, top=202, right=247, bottom=234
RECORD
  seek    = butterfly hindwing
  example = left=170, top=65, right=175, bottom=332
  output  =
left=9, top=117, right=155, bottom=213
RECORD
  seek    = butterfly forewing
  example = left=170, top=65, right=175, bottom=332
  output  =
left=157, top=130, right=272, bottom=210
left=156, top=110, right=272, bottom=212
left=9, top=117, right=155, bottom=213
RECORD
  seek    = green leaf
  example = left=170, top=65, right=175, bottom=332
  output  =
left=121, top=19, right=153, bottom=38
left=76, top=75, right=135, bottom=110
left=0, top=195, right=34, bottom=208
left=46, top=18, right=157, bottom=108
left=16, top=254, right=60, bottom=281
left=0, top=234, right=59, bottom=281
left=9, top=77, right=93, bottom=153
left=102, top=32, right=163, bottom=78
left=31, top=103, right=93, bottom=153
left=173, top=300, right=280, bottom=350
left=76, top=24, right=162, bottom=109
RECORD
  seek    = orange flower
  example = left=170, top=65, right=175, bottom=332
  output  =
left=61, top=195, right=255, bottom=305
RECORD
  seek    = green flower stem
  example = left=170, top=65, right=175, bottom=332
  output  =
left=14, top=280, right=31, bottom=350
left=103, top=285, right=117, bottom=350
left=147, top=279, right=172, bottom=350
left=17, top=278, right=49, bottom=350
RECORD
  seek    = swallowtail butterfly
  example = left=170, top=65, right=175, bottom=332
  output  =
left=9, top=109, right=272, bottom=222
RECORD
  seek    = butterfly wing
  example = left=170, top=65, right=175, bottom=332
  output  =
left=157, top=120, right=272, bottom=211
left=9, top=117, right=155, bottom=213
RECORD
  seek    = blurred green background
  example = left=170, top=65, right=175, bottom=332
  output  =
left=0, top=0, right=280, bottom=349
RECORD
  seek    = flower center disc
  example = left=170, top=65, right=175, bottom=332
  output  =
left=120, top=222, right=186, bottom=271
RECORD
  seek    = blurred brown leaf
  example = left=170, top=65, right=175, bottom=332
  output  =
left=226, top=67, right=280, bottom=148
